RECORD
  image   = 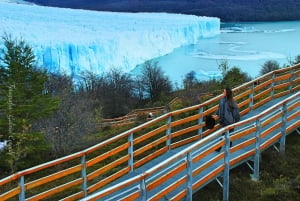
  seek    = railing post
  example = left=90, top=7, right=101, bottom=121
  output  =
left=223, top=130, right=230, bottom=201
left=128, top=133, right=134, bottom=172
left=252, top=119, right=261, bottom=181
left=279, top=103, right=287, bottom=155
left=270, top=73, right=275, bottom=98
left=166, top=116, right=172, bottom=150
left=81, top=155, right=87, bottom=197
left=288, top=69, right=294, bottom=92
left=186, top=152, right=193, bottom=201
left=249, top=83, right=254, bottom=110
left=19, top=176, right=25, bottom=201
left=197, top=107, right=204, bottom=139
left=140, top=176, right=147, bottom=201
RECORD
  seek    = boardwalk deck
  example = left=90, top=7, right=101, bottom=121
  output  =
left=83, top=92, right=299, bottom=201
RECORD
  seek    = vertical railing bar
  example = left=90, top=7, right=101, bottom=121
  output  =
left=140, top=176, right=147, bottom=201
left=166, top=116, right=172, bottom=150
left=198, top=107, right=204, bottom=139
left=279, top=103, right=287, bottom=155
left=81, top=155, right=87, bottom=197
left=186, top=153, right=193, bottom=201
left=19, top=176, right=25, bottom=201
left=128, top=133, right=134, bottom=172
left=249, top=83, right=254, bottom=110
left=271, top=73, right=276, bottom=98
left=251, top=119, right=261, bottom=181
left=222, top=130, right=230, bottom=201
left=288, top=69, right=294, bottom=92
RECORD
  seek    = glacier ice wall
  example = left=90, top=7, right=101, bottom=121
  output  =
left=0, top=2, right=220, bottom=75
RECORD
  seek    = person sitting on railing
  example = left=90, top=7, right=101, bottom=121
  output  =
left=214, top=87, right=240, bottom=151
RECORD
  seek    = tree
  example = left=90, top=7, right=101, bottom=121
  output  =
left=34, top=73, right=100, bottom=157
left=140, top=61, right=172, bottom=103
left=134, top=75, right=146, bottom=104
left=217, top=59, right=251, bottom=89
left=292, top=55, right=300, bottom=65
left=218, top=59, right=230, bottom=78
left=181, top=70, right=202, bottom=104
left=183, top=70, right=198, bottom=90
left=222, top=67, right=251, bottom=89
left=260, top=60, right=280, bottom=75
left=0, top=34, right=58, bottom=172
left=102, top=68, right=135, bottom=118
left=0, top=34, right=58, bottom=135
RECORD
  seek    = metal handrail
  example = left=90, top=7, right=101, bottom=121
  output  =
left=82, top=92, right=299, bottom=201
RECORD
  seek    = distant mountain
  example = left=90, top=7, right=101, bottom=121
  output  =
left=2, top=0, right=35, bottom=4
left=25, top=0, right=300, bottom=21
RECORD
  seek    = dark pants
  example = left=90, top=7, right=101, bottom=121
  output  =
left=216, top=127, right=234, bottom=152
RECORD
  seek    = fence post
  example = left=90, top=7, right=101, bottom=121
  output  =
left=140, top=176, right=147, bottom=201
left=128, top=133, right=134, bottom=172
left=186, top=152, right=193, bottom=201
left=223, top=130, right=230, bottom=201
left=288, top=69, right=294, bottom=92
left=166, top=116, right=172, bottom=150
left=198, top=107, right=204, bottom=139
left=19, top=176, right=25, bottom=201
left=270, top=73, right=275, bottom=98
left=252, top=119, right=261, bottom=181
left=249, top=83, right=254, bottom=110
left=81, top=155, right=87, bottom=197
left=279, top=103, right=287, bottom=155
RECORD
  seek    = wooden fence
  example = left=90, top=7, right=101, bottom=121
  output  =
left=84, top=91, right=299, bottom=201
left=99, top=92, right=215, bottom=128
left=0, top=64, right=299, bottom=201
left=99, top=106, right=166, bottom=127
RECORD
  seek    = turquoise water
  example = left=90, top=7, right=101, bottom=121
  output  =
left=133, top=21, right=300, bottom=87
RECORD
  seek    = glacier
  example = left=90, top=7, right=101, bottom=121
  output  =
left=0, top=1, right=220, bottom=76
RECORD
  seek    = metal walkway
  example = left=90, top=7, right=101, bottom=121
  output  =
left=82, top=92, right=299, bottom=201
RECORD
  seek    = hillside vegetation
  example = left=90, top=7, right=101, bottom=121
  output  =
left=27, top=0, right=300, bottom=21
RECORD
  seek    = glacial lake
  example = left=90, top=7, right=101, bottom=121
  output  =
left=132, top=21, right=300, bottom=87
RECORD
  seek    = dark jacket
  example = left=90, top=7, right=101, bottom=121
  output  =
left=216, top=97, right=240, bottom=127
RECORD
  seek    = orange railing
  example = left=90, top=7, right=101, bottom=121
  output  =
left=100, top=106, right=166, bottom=127
left=0, top=64, right=299, bottom=201
left=85, top=91, right=299, bottom=201
left=99, top=92, right=215, bottom=128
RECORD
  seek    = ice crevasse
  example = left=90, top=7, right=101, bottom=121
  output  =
left=0, top=1, right=220, bottom=76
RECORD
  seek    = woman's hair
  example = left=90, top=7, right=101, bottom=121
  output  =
left=225, top=87, right=233, bottom=108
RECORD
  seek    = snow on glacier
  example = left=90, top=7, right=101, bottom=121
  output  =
left=0, top=1, right=220, bottom=76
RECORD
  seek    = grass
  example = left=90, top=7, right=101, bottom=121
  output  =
left=193, top=131, right=300, bottom=201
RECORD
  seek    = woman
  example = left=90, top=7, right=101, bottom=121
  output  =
left=216, top=87, right=240, bottom=127
left=214, top=87, right=240, bottom=150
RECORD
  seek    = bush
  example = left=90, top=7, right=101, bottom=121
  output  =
left=260, top=60, right=280, bottom=75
